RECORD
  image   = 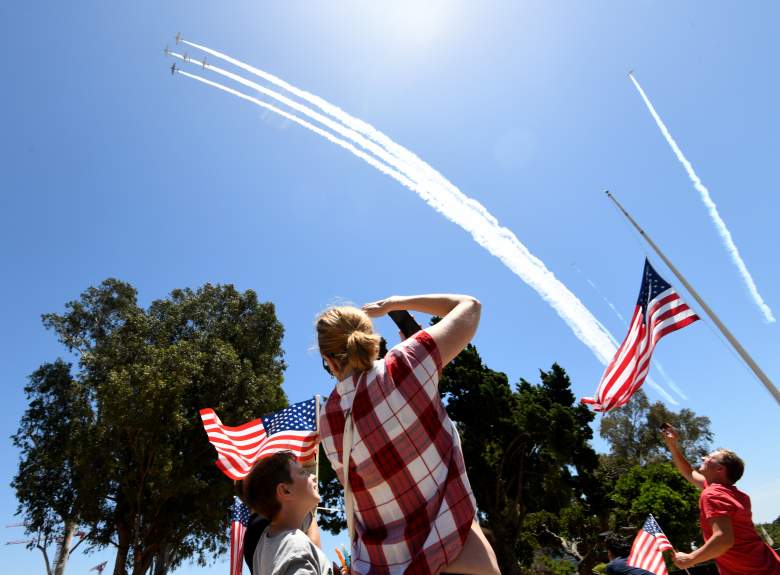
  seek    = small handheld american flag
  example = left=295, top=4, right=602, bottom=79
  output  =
left=200, top=398, right=319, bottom=480
left=582, top=259, right=699, bottom=412
left=628, top=514, right=674, bottom=575
left=230, top=497, right=251, bottom=575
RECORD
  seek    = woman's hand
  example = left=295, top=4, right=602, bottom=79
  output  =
left=362, top=297, right=398, bottom=318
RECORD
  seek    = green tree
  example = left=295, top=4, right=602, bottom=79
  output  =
left=599, top=389, right=712, bottom=472
left=12, top=359, right=93, bottom=575
left=15, top=279, right=288, bottom=575
left=611, top=463, right=702, bottom=550
left=598, top=389, right=712, bottom=557
left=757, top=516, right=780, bottom=549
left=439, top=343, right=602, bottom=575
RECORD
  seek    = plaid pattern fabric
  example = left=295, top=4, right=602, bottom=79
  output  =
left=320, top=330, right=476, bottom=575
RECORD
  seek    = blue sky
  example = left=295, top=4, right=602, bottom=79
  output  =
left=2, top=2, right=779, bottom=573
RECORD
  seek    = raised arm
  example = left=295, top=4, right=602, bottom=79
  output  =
left=661, top=424, right=705, bottom=489
left=362, top=294, right=481, bottom=367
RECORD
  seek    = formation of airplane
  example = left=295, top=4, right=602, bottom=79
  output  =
left=166, top=34, right=205, bottom=76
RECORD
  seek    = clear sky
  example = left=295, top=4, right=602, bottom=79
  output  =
left=2, top=2, right=779, bottom=574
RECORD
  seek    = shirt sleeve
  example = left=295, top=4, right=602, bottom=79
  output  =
left=274, top=535, right=324, bottom=575
left=277, top=552, right=319, bottom=575
left=701, top=486, right=739, bottom=519
left=385, top=329, right=443, bottom=387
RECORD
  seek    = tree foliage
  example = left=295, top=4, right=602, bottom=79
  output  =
left=599, top=389, right=712, bottom=472
left=14, top=279, right=288, bottom=575
left=757, top=516, right=780, bottom=549
left=597, top=389, right=713, bottom=556
left=12, top=359, right=92, bottom=575
left=439, top=343, right=602, bottom=575
left=611, top=463, right=702, bottom=549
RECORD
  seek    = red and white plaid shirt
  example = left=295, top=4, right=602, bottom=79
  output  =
left=320, top=330, right=476, bottom=575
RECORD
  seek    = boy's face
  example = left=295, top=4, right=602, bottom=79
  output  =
left=284, top=459, right=320, bottom=509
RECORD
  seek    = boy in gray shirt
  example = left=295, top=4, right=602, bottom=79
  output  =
left=242, top=451, right=332, bottom=575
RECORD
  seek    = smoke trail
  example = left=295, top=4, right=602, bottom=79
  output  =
left=628, top=73, right=775, bottom=324
left=172, top=47, right=680, bottom=405
left=176, top=71, right=416, bottom=189
left=179, top=68, right=618, bottom=363
left=181, top=39, right=503, bottom=225
left=170, top=51, right=446, bottom=199
left=572, top=263, right=627, bottom=324
left=651, top=361, right=687, bottom=400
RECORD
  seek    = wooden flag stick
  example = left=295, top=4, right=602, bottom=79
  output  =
left=314, top=394, right=321, bottom=521
left=606, top=191, right=780, bottom=406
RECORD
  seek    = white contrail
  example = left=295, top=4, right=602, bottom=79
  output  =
left=179, top=68, right=618, bottom=364
left=651, top=361, right=687, bottom=401
left=172, top=47, right=680, bottom=406
left=176, top=71, right=416, bottom=190
left=572, top=263, right=627, bottom=324
left=181, top=39, right=497, bottom=223
left=628, top=72, right=775, bottom=324
left=171, top=51, right=450, bottom=200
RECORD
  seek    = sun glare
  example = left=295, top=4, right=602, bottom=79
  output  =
left=372, top=0, right=462, bottom=52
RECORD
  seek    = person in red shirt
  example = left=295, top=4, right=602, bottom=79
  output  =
left=662, top=424, right=780, bottom=574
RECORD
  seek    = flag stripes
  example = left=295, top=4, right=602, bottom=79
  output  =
left=582, top=260, right=698, bottom=412
left=230, top=497, right=251, bottom=575
left=628, top=515, right=674, bottom=575
left=200, top=399, right=318, bottom=480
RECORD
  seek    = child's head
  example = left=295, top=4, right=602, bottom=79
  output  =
left=243, top=451, right=319, bottom=519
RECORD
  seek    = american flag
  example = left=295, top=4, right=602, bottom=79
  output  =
left=628, top=515, right=674, bottom=575
left=582, top=259, right=698, bottom=412
left=230, top=497, right=251, bottom=575
left=200, top=398, right=319, bottom=480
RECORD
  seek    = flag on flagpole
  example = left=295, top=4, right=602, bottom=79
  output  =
left=582, top=259, right=699, bottom=412
left=230, top=497, right=251, bottom=575
left=200, top=398, right=319, bottom=480
left=628, top=514, right=674, bottom=575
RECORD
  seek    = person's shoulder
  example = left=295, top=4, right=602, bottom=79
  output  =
left=703, top=482, right=738, bottom=498
left=605, top=557, right=627, bottom=575
left=386, top=329, right=440, bottom=370
left=277, top=528, right=313, bottom=550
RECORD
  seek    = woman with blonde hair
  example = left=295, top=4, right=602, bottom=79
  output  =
left=317, top=294, right=499, bottom=575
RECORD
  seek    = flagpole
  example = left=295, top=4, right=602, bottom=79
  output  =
left=606, top=190, right=780, bottom=406
left=314, top=394, right=321, bottom=521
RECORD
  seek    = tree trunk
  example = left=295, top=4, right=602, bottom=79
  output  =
left=113, top=519, right=130, bottom=575
left=152, top=544, right=170, bottom=575
left=53, top=520, right=77, bottom=575
left=486, top=515, right=522, bottom=575
left=36, top=542, right=53, bottom=575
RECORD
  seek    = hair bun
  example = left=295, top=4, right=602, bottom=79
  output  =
left=345, top=330, right=381, bottom=371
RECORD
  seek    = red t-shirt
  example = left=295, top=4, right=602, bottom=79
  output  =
left=699, top=482, right=780, bottom=575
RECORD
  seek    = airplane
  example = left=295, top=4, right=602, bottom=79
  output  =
left=183, top=51, right=189, bottom=61
left=175, top=32, right=182, bottom=44
left=164, top=45, right=171, bottom=56
left=627, top=69, right=634, bottom=77
left=170, top=62, right=178, bottom=76
left=201, top=56, right=207, bottom=69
